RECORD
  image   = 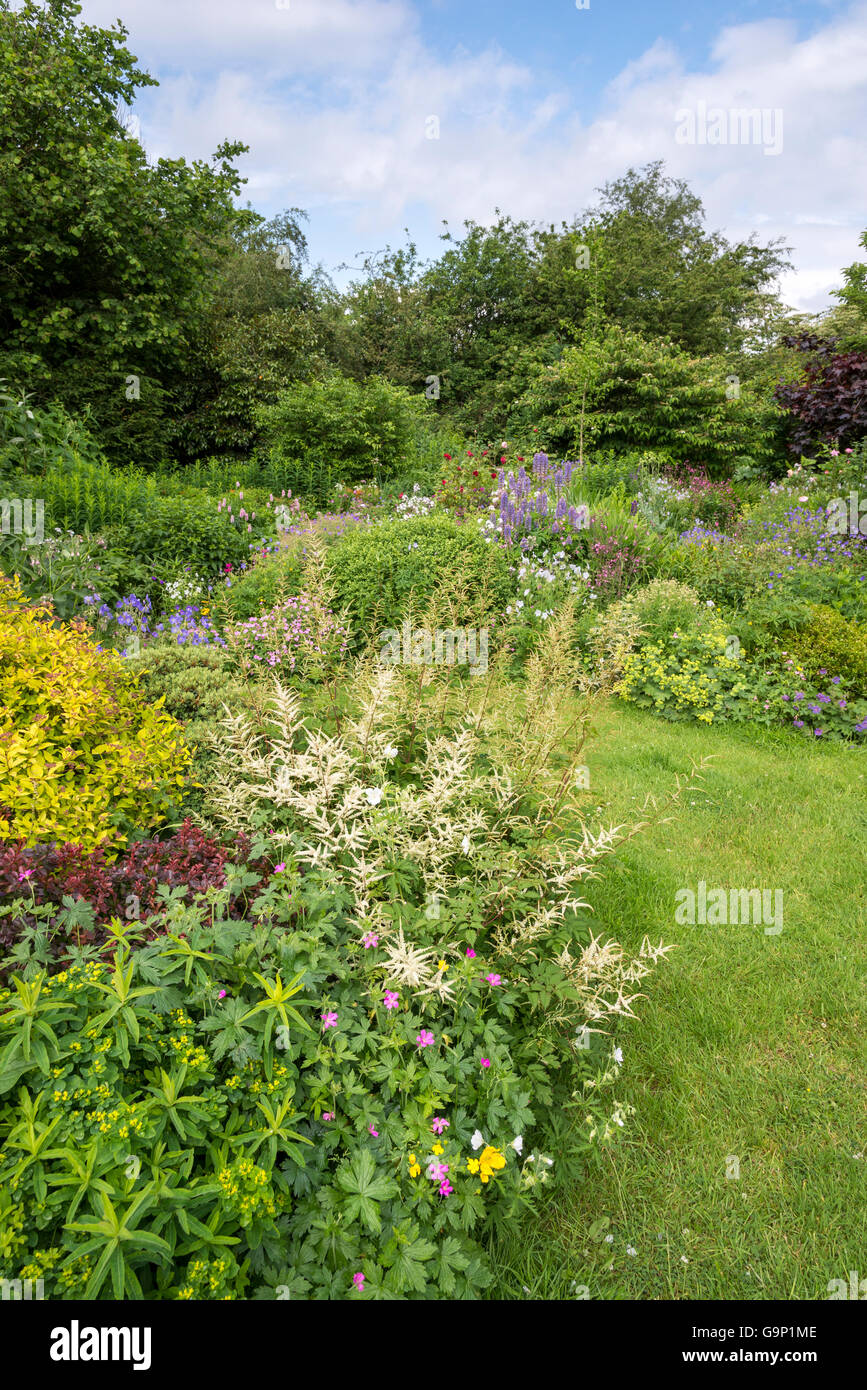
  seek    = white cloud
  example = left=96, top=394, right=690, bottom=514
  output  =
left=76, top=0, right=867, bottom=309
left=78, top=0, right=415, bottom=72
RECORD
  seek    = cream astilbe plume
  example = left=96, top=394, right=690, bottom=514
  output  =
left=203, top=650, right=672, bottom=1037
left=381, top=927, right=438, bottom=989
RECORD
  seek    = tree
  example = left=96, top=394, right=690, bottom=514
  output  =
left=0, top=0, right=254, bottom=464
left=774, top=333, right=867, bottom=456
left=585, top=162, right=791, bottom=357
left=338, top=166, right=791, bottom=441
left=520, top=322, right=779, bottom=475
left=169, top=211, right=329, bottom=462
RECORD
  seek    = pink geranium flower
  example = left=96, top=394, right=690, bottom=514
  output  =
left=383, top=990, right=399, bottom=1010
left=416, top=1030, right=435, bottom=1048
left=321, top=1011, right=338, bottom=1030
left=480, top=1058, right=491, bottom=1068
left=352, top=1272, right=365, bottom=1291
left=431, top=1117, right=450, bottom=1134
left=362, top=932, right=379, bottom=949
left=486, top=973, right=502, bottom=986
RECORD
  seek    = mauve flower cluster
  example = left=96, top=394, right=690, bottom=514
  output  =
left=665, top=463, right=737, bottom=529
left=589, top=521, right=647, bottom=600
left=227, top=593, right=350, bottom=671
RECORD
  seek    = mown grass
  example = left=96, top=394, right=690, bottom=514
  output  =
left=488, top=700, right=866, bottom=1300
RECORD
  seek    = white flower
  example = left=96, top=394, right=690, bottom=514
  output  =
left=510, top=1135, right=523, bottom=1154
left=705, top=600, right=715, bottom=608
left=363, top=787, right=383, bottom=806
left=613, top=1047, right=623, bottom=1064
left=470, top=1129, right=485, bottom=1150
left=382, top=745, right=399, bottom=760
left=604, top=1234, right=614, bottom=1244
left=626, top=1245, right=637, bottom=1257
left=461, top=834, right=471, bottom=854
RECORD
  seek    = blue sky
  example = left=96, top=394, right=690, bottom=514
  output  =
left=76, top=0, right=867, bottom=309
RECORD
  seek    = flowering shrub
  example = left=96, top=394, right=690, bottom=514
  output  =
left=634, top=466, right=737, bottom=534
left=394, top=483, right=437, bottom=520
left=617, top=622, right=751, bottom=724
left=601, top=582, right=867, bottom=738
left=438, top=450, right=497, bottom=517
left=0, top=577, right=189, bottom=853
left=0, top=634, right=667, bottom=1300
left=587, top=522, right=646, bottom=600
left=504, top=550, right=595, bottom=662
left=225, top=592, right=349, bottom=676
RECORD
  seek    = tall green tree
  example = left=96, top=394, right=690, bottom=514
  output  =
left=340, top=165, right=791, bottom=440
left=170, top=210, right=330, bottom=462
left=0, top=0, right=254, bottom=464
left=585, top=162, right=790, bottom=358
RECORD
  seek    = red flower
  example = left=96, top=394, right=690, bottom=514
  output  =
left=517, top=457, right=524, bottom=462
left=500, top=455, right=506, bottom=463
left=444, top=453, right=452, bottom=460
left=472, top=470, right=479, bottom=477
left=490, top=470, right=496, bottom=478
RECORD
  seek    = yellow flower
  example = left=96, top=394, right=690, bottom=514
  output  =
left=479, top=1145, right=506, bottom=1183
left=431, top=1142, right=443, bottom=1156
left=437, top=959, right=448, bottom=972
left=466, top=1158, right=479, bottom=1174
left=409, top=1163, right=421, bottom=1178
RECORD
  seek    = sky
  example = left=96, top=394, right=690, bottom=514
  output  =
left=75, top=0, right=867, bottom=310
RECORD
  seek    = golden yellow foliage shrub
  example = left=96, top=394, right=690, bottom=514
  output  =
left=0, top=576, right=190, bottom=853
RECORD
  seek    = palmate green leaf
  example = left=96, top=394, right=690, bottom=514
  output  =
left=379, top=1223, right=436, bottom=1294
left=342, top=1192, right=381, bottom=1234
left=433, top=1235, right=470, bottom=1295
left=334, top=1148, right=398, bottom=1232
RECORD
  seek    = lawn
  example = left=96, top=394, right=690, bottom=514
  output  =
left=490, top=699, right=867, bottom=1300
